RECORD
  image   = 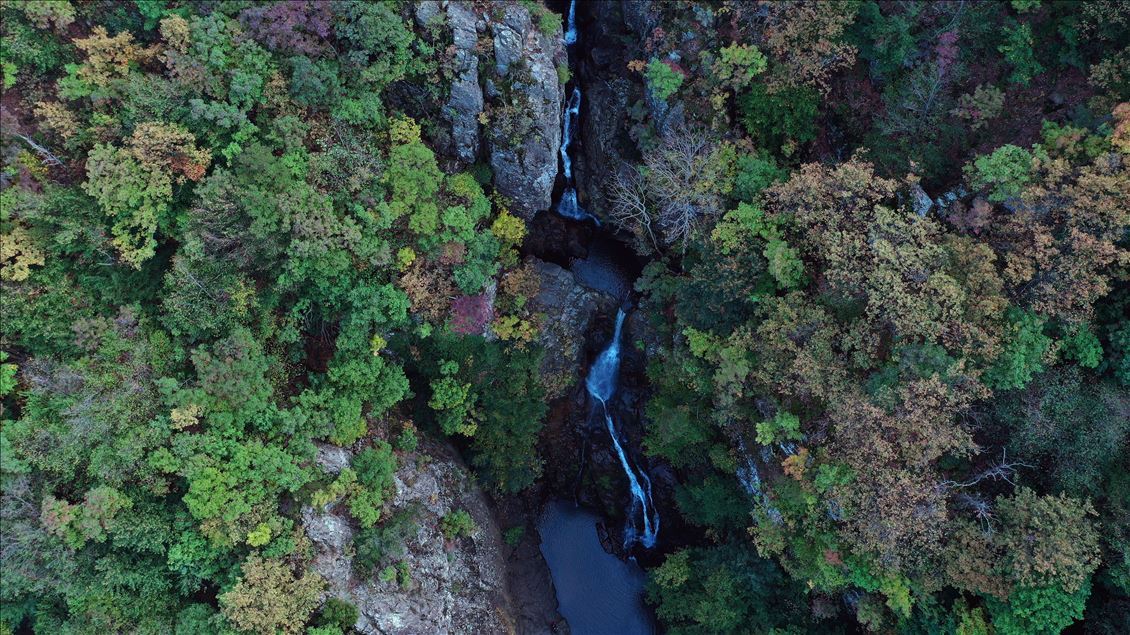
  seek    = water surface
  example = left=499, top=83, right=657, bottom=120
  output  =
left=538, top=500, right=655, bottom=635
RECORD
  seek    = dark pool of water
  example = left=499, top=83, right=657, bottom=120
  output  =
left=570, top=234, right=642, bottom=302
left=538, top=500, right=656, bottom=635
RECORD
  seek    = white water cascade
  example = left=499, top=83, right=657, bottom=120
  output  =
left=564, top=0, right=578, bottom=45
left=586, top=309, right=659, bottom=549
left=555, top=2, right=599, bottom=225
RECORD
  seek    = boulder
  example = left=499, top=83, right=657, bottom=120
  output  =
left=413, top=0, right=441, bottom=28
left=910, top=182, right=934, bottom=217
left=527, top=257, right=618, bottom=400
left=314, top=442, right=352, bottom=475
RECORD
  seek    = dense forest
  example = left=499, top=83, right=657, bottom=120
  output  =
left=0, top=1, right=1127, bottom=634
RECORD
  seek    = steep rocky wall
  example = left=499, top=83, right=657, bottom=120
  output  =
left=425, top=1, right=566, bottom=220
left=526, top=256, right=618, bottom=401
left=573, top=1, right=646, bottom=221
left=303, top=440, right=564, bottom=634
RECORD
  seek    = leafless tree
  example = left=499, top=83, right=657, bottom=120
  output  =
left=606, top=164, right=659, bottom=252
left=940, top=449, right=1033, bottom=533
left=605, top=127, right=725, bottom=251
left=940, top=449, right=1032, bottom=490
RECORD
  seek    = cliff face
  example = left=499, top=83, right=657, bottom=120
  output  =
left=431, top=1, right=566, bottom=220
left=303, top=440, right=564, bottom=634
left=573, top=1, right=645, bottom=222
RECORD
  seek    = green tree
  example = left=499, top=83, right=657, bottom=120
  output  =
left=966, top=145, right=1034, bottom=202
left=647, top=545, right=807, bottom=633
left=983, top=309, right=1052, bottom=390
left=645, top=59, right=684, bottom=101
left=82, top=143, right=173, bottom=267
left=999, top=22, right=1043, bottom=85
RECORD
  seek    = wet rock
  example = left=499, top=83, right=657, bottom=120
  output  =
left=444, top=1, right=483, bottom=164
left=487, top=4, right=565, bottom=219
left=910, top=183, right=933, bottom=217
left=933, top=185, right=969, bottom=210
left=626, top=302, right=664, bottom=362
left=654, top=99, right=686, bottom=138
left=577, top=78, right=632, bottom=218
left=506, top=537, right=568, bottom=635
left=527, top=257, right=617, bottom=400
left=522, top=211, right=592, bottom=264
left=491, top=494, right=572, bottom=635
left=621, top=0, right=659, bottom=37
left=304, top=441, right=522, bottom=634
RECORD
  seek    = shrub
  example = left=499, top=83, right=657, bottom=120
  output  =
left=966, top=144, right=1033, bottom=202
left=755, top=411, right=802, bottom=445
left=440, top=509, right=476, bottom=539
left=504, top=525, right=525, bottom=547
left=316, top=598, right=359, bottom=632
left=354, top=508, right=419, bottom=576
left=395, top=422, right=419, bottom=453
left=951, top=84, right=1006, bottom=131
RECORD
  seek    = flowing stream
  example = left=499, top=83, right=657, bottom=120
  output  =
left=555, top=0, right=599, bottom=225
left=556, top=88, right=599, bottom=224
left=552, top=0, right=659, bottom=551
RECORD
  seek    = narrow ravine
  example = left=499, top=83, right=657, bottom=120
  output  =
left=535, top=1, right=659, bottom=632
left=551, top=0, right=659, bottom=552
left=555, top=87, right=598, bottom=224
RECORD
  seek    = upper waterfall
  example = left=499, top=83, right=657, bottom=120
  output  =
left=564, top=0, right=577, bottom=45
left=553, top=3, right=599, bottom=225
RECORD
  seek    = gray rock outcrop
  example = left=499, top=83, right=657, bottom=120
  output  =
left=444, top=2, right=482, bottom=163
left=303, top=441, right=548, bottom=634
left=527, top=257, right=617, bottom=400
left=486, top=4, right=565, bottom=219
left=427, top=1, right=565, bottom=219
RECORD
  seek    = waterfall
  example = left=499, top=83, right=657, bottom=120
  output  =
left=560, top=88, right=580, bottom=183
left=556, top=89, right=598, bottom=224
left=564, top=0, right=577, bottom=45
left=586, top=309, right=659, bottom=549
left=555, top=23, right=599, bottom=224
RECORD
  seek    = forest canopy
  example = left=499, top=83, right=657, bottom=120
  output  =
left=0, top=1, right=1127, bottom=634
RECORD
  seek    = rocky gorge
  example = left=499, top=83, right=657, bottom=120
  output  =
left=301, top=1, right=672, bottom=632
